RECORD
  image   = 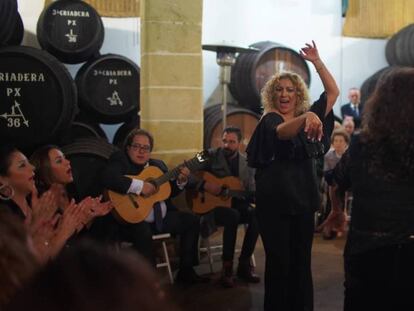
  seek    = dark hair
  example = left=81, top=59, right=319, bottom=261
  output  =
left=0, top=210, right=39, bottom=307
left=361, top=67, right=414, bottom=181
left=331, top=129, right=350, bottom=145
left=124, top=128, right=154, bottom=152
left=0, top=145, right=19, bottom=177
left=7, top=240, right=176, bottom=311
left=30, top=145, right=61, bottom=193
left=223, top=126, right=242, bottom=142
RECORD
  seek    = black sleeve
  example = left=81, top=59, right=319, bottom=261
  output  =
left=310, top=92, right=335, bottom=155
left=101, top=151, right=133, bottom=194
left=246, top=113, right=284, bottom=168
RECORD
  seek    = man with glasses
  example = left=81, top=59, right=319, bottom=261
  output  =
left=102, top=128, right=206, bottom=284
left=188, top=126, right=260, bottom=287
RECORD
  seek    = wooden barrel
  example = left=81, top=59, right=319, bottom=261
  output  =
left=61, top=137, right=118, bottom=198
left=75, top=54, right=140, bottom=124
left=360, top=66, right=396, bottom=106
left=0, top=0, right=18, bottom=45
left=37, top=0, right=104, bottom=64
left=385, top=25, right=414, bottom=66
left=230, top=41, right=311, bottom=113
left=204, top=104, right=260, bottom=154
left=0, top=46, right=77, bottom=149
left=113, top=114, right=140, bottom=147
left=6, top=11, right=24, bottom=46
left=60, top=112, right=108, bottom=145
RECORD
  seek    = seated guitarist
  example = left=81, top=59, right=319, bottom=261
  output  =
left=188, top=126, right=260, bottom=287
left=101, top=128, right=206, bottom=285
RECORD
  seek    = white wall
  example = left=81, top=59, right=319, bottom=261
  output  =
left=202, top=0, right=388, bottom=117
left=17, top=0, right=388, bottom=120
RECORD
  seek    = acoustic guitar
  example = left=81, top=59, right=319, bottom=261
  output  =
left=108, top=151, right=209, bottom=224
left=188, top=171, right=253, bottom=214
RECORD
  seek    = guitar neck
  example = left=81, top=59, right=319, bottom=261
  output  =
left=152, top=153, right=207, bottom=187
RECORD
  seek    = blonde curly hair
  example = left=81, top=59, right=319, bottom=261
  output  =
left=261, top=71, right=310, bottom=116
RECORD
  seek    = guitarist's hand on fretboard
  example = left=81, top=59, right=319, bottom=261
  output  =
left=177, top=165, right=190, bottom=185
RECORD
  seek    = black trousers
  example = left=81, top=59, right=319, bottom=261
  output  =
left=118, top=210, right=200, bottom=269
left=213, top=200, right=259, bottom=262
left=256, top=200, right=314, bottom=311
left=344, top=241, right=414, bottom=311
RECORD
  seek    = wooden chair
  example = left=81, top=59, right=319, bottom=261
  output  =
left=116, top=233, right=174, bottom=284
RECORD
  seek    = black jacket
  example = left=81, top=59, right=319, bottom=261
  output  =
left=101, top=150, right=181, bottom=211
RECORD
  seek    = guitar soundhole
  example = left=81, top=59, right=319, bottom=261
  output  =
left=221, top=186, right=230, bottom=199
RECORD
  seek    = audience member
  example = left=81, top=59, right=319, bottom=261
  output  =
left=342, top=117, right=355, bottom=136
left=322, top=67, right=414, bottom=310
left=0, top=210, right=39, bottom=308
left=320, top=130, right=350, bottom=238
left=341, top=87, right=363, bottom=128
left=30, top=145, right=112, bottom=241
left=6, top=240, right=176, bottom=311
left=0, top=145, right=84, bottom=262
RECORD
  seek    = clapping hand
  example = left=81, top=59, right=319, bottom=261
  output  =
left=77, top=195, right=113, bottom=229
left=30, top=185, right=59, bottom=234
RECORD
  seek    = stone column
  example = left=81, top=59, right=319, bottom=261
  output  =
left=140, top=0, right=203, bottom=167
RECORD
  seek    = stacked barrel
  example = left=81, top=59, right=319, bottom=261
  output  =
left=203, top=41, right=311, bottom=153
left=0, top=0, right=140, bottom=155
left=360, top=24, right=414, bottom=104
left=0, top=0, right=138, bottom=197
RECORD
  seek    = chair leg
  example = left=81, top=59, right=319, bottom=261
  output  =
left=205, top=237, right=214, bottom=273
left=161, top=240, right=174, bottom=284
left=152, top=233, right=174, bottom=284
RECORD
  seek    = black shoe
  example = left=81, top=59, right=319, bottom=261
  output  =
left=175, top=268, right=210, bottom=285
left=220, top=274, right=235, bottom=288
left=237, top=263, right=260, bottom=283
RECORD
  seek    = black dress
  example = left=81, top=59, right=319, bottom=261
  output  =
left=333, top=135, right=414, bottom=311
left=0, top=199, right=26, bottom=221
left=246, top=93, right=333, bottom=311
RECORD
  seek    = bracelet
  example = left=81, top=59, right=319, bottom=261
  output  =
left=314, top=58, right=324, bottom=72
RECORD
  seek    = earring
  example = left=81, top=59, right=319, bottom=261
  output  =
left=0, top=183, right=15, bottom=200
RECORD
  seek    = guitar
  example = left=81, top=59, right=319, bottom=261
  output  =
left=187, top=171, right=253, bottom=214
left=108, top=151, right=209, bottom=224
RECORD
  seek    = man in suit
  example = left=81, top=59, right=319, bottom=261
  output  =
left=341, top=87, right=363, bottom=128
left=101, top=128, right=206, bottom=284
left=188, top=126, right=260, bottom=287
